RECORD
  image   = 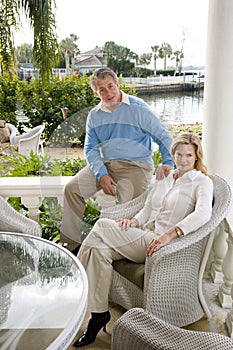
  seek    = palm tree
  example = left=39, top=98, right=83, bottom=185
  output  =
left=159, top=43, right=173, bottom=70
left=15, top=43, right=33, bottom=63
left=151, top=45, right=160, bottom=76
left=60, top=34, right=80, bottom=74
left=138, top=53, right=152, bottom=68
left=103, top=41, right=116, bottom=60
left=0, top=0, right=58, bottom=83
left=172, top=50, right=184, bottom=75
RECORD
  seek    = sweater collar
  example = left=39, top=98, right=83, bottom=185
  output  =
left=96, top=91, right=130, bottom=112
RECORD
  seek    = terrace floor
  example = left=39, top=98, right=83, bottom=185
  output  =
left=67, top=272, right=230, bottom=349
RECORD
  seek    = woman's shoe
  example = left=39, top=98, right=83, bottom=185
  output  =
left=73, top=311, right=111, bottom=347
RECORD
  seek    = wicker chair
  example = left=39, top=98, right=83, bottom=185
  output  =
left=100, top=175, right=232, bottom=327
left=0, top=196, right=42, bottom=237
left=7, top=124, right=44, bottom=157
left=112, top=308, right=233, bottom=350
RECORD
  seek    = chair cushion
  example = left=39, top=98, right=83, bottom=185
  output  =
left=113, top=259, right=145, bottom=290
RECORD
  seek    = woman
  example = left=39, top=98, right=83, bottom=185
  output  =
left=73, top=132, right=214, bottom=348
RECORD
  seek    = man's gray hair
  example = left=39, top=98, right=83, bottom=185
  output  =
left=90, top=67, right=118, bottom=91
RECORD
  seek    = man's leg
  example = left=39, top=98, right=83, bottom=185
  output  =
left=106, top=160, right=153, bottom=203
left=60, top=165, right=101, bottom=247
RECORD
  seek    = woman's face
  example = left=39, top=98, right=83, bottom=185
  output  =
left=173, top=143, right=197, bottom=175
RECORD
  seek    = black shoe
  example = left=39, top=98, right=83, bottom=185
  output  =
left=73, top=311, right=111, bottom=347
left=57, top=241, right=81, bottom=256
left=71, top=244, right=81, bottom=256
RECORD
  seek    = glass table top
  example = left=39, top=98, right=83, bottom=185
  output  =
left=0, top=232, right=88, bottom=350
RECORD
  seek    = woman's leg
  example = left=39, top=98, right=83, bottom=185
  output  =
left=78, top=218, right=155, bottom=313
left=74, top=218, right=155, bottom=347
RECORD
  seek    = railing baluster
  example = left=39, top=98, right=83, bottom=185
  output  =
left=218, top=220, right=233, bottom=308
left=210, top=220, right=228, bottom=283
left=226, top=283, right=233, bottom=338
left=21, top=196, right=43, bottom=222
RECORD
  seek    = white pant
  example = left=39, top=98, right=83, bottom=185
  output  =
left=77, top=218, right=156, bottom=312
left=61, top=160, right=153, bottom=244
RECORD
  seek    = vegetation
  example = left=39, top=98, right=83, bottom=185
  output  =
left=2, top=152, right=88, bottom=241
left=0, top=151, right=86, bottom=177
left=0, top=73, right=136, bottom=142
left=59, top=34, right=80, bottom=73
left=0, top=0, right=58, bottom=83
left=0, top=3, right=188, bottom=90
left=55, top=37, right=185, bottom=78
left=168, top=123, right=202, bottom=140
left=102, top=41, right=185, bottom=77
left=1, top=0, right=189, bottom=83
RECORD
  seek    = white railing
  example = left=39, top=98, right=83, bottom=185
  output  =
left=122, top=74, right=203, bottom=85
left=0, top=176, right=232, bottom=337
left=0, top=176, right=72, bottom=221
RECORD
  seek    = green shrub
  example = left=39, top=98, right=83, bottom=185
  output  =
left=168, top=123, right=202, bottom=139
left=1, top=152, right=89, bottom=241
left=0, top=151, right=86, bottom=177
left=39, top=197, right=63, bottom=241
left=0, top=76, right=19, bottom=122
left=0, top=74, right=136, bottom=144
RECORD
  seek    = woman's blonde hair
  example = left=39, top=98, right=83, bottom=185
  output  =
left=170, top=132, right=210, bottom=176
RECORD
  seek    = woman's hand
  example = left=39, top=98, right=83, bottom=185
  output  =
left=146, top=232, right=173, bottom=256
left=116, top=218, right=139, bottom=230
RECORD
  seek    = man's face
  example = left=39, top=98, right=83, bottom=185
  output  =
left=94, top=76, right=121, bottom=108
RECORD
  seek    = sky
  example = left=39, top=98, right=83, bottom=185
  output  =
left=14, top=0, right=209, bottom=68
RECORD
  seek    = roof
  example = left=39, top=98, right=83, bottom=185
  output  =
left=75, top=47, right=107, bottom=69
left=81, top=46, right=104, bottom=56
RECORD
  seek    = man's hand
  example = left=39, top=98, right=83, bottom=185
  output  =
left=155, top=165, right=173, bottom=180
left=99, top=175, right=117, bottom=196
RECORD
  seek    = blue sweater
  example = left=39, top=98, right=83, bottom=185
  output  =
left=84, top=92, right=173, bottom=180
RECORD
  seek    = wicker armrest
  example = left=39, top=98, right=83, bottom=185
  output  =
left=0, top=196, right=42, bottom=237
left=100, top=189, right=148, bottom=220
left=112, top=308, right=233, bottom=350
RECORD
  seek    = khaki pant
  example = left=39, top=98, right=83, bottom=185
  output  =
left=77, top=218, right=156, bottom=312
left=60, top=160, right=153, bottom=244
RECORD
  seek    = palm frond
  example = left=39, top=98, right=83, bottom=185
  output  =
left=0, top=0, right=20, bottom=75
left=1, top=0, right=58, bottom=83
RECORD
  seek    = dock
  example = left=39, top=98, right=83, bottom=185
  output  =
left=135, top=82, right=204, bottom=95
left=182, top=82, right=204, bottom=91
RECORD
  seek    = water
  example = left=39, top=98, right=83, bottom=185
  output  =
left=141, top=90, right=204, bottom=125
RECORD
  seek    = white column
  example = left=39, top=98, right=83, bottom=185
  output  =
left=202, top=0, right=233, bottom=228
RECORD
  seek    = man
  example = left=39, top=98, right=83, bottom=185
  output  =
left=60, top=67, right=173, bottom=253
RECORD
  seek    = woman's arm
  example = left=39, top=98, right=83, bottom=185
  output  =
left=146, top=175, right=213, bottom=256
left=146, top=226, right=183, bottom=256
left=177, top=176, right=214, bottom=235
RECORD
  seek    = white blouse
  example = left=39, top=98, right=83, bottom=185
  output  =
left=134, top=169, right=214, bottom=235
